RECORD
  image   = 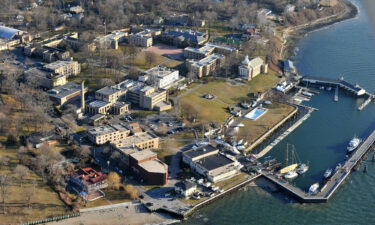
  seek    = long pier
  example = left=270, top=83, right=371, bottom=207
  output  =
left=261, top=129, right=375, bottom=203
left=301, top=76, right=374, bottom=110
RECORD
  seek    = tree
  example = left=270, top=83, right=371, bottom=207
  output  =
left=13, top=165, right=30, bottom=187
left=107, top=172, right=121, bottom=190
left=0, top=174, right=11, bottom=214
left=24, top=179, right=37, bottom=209
left=144, top=51, right=157, bottom=67
left=0, top=157, right=10, bottom=170
left=124, top=184, right=138, bottom=200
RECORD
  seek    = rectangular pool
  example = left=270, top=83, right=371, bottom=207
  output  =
left=245, top=107, right=268, bottom=120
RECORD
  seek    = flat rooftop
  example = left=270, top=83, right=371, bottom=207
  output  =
left=47, top=82, right=84, bottom=99
left=139, top=159, right=167, bottom=174
left=144, top=65, right=178, bottom=78
left=189, top=53, right=224, bottom=67
left=196, top=154, right=234, bottom=171
left=183, top=144, right=218, bottom=159
left=96, top=80, right=144, bottom=96
left=130, top=149, right=156, bottom=161
left=44, top=60, right=76, bottom=70
left=88, top=123, right=130, bottom=137
left=115, top=132, right=158, bottom=147
left=88, top=100, right=112, bottom=108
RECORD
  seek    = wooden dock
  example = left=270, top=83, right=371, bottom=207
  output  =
left=261, top=129, right=375, bottom=203
left=358, top=96, right=374, bottom=111
left=334, top=86, right=338, bottom=102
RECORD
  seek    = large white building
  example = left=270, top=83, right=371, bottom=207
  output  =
left=140, top=66, right=180, bottom=89
left=238, top=56, right=268, bottom=81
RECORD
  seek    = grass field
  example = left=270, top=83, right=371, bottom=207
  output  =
left=133, top=51, right=184, bottom=70
left=0, top=147, right=69, bottom=224
left=82, top=189, right=131, bottom=209
left=238, top=103, right=296, bottom=144
left=179, top=74, right=280, bottom=123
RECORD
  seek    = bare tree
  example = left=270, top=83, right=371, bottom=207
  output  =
left=13, top=165, right=30, bottom=188
left=0, top=157, right=10, bottom=170
left=144, top=51, right=157, bottom=67
left=0, top=174, right=11, bottom=214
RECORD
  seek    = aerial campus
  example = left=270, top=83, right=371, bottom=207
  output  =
left=0, top=0, right=374, bottom=224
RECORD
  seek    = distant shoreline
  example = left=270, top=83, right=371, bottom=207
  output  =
left=282, top=0, right=359, bottom=60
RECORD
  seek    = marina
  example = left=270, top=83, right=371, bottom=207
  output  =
left=260, top=129, right=375, bottom=203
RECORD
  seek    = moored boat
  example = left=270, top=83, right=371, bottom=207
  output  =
left=347, top=136, right=362, bottom=152
left=296, top=163, right=309, bottom=174
left=284, top=170, right=298, bottom=179
left=323, top=168, right=333, bottom=179
left=308, top=183, right=320, bottom=195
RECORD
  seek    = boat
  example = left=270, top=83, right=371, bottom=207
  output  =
left=302, top=91, right=313, bottom=97
left=279, top=144, right=299, bottom=174
left=347, top=136, right=362, bottom=152
left=308, top=183, right=320, bottom=195
left=279, top=163, right=298, bottom=174
left=284, top=170, right=298, bottom=179
left=326, top=87, right=332, bottom=91
left=323, top=168, right=333, bottom=179
left=296, top=163, right=309, bottom=174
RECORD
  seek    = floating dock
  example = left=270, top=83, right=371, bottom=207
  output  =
left=334, top=86, right=338, bottom=102
left=261, top=129, right=375, bottom=203
left=301, top=76, right=374, bottom=110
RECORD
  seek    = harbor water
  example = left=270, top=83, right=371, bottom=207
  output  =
left=182, top=0, right=375, bottom=224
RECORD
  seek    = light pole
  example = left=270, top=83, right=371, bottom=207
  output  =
left=107, top=160, right=110, bottom=172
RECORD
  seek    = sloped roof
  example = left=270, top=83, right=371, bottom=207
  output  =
left=248, top=57, right=264, bottom=68
left=0, top=25, right=22, bottom=40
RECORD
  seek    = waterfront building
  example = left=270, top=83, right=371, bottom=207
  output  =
left=238, top=56, right=268, bottom=81
left=175, top=180, right=197, bottom=198
left=182, top=145, right=242, bottom=183
left=67, top=168, right=107, bottom=201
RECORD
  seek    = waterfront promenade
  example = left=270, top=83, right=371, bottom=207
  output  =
left=261, top=129, right=375, bottom=203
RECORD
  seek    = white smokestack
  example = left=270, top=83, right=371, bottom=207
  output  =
left=81, top=81, right=85, bottom=111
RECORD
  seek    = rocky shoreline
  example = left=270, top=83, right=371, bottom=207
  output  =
left=282, top=0, right=359, bottom=60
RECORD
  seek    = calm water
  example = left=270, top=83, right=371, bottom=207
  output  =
left=182, top=1, right=375, bottom=224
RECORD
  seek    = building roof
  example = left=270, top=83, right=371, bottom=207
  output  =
left=72, top=168, right=107, bottom=185
left=196, top=154, right=235, bottom=171
left=242, top=55, right=250, bottom=65
left=175, top=180, right=196, bottom=190
left=88, top=123, right=130, bottom=137
left=47, top=82, right=85, bottom=99
left=96, top=80, right=142, bottom=96
left=130, top=149, right=157, bottom=162
left=115, top=132, right=158, bottom=148
left=165, top=29, right=207, bottom=44
left=0, top=25, right=22, bottom=40
left=189, top=53, right=224, bottom=67
left=144, top=65, right=178, bottom=79
left=247, top=57, right=264, bottom=68
left=88, top=100, right=112, bottom=108
left=138, top=159, right=168, bottom=174
left=44, top=60, right=77, bottom=71
left=183, top=144, right=218, bottom=159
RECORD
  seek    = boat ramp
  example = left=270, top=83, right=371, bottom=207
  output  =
left=260, top=129, right=375, bottom=203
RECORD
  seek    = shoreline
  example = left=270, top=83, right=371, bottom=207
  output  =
left=282, top=0, right=359, bottom=60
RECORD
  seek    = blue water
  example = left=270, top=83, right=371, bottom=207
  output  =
left=182, top=1, right=375, bottom=224
left=245, top=108, right=267, bottom=120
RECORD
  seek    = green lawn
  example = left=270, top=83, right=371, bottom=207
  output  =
left=133, top=51, right=184, bottom=70
left=83, top=189, right=131, bottom=209
left=0, top=147, right=69, bottom=225
left=238, top=103, right=297, bottom=144
left=179, top=74, right=280, bottom=123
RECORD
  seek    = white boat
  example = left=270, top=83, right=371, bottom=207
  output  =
left=323, top=168, right=333, bottom=179
left=296, top=164, right=309, bottom=174
left=326, top=87, right=332, bottom=91
left=302, top=91, right=313, bottom=97
left=284, top=171, right=298, bottom=179
left=308, top=183, right=320, bottom=195
left=347, top=136, right=362, bottom=152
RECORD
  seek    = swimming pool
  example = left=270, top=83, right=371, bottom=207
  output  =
left=245, top=107, right=268, bottom=120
